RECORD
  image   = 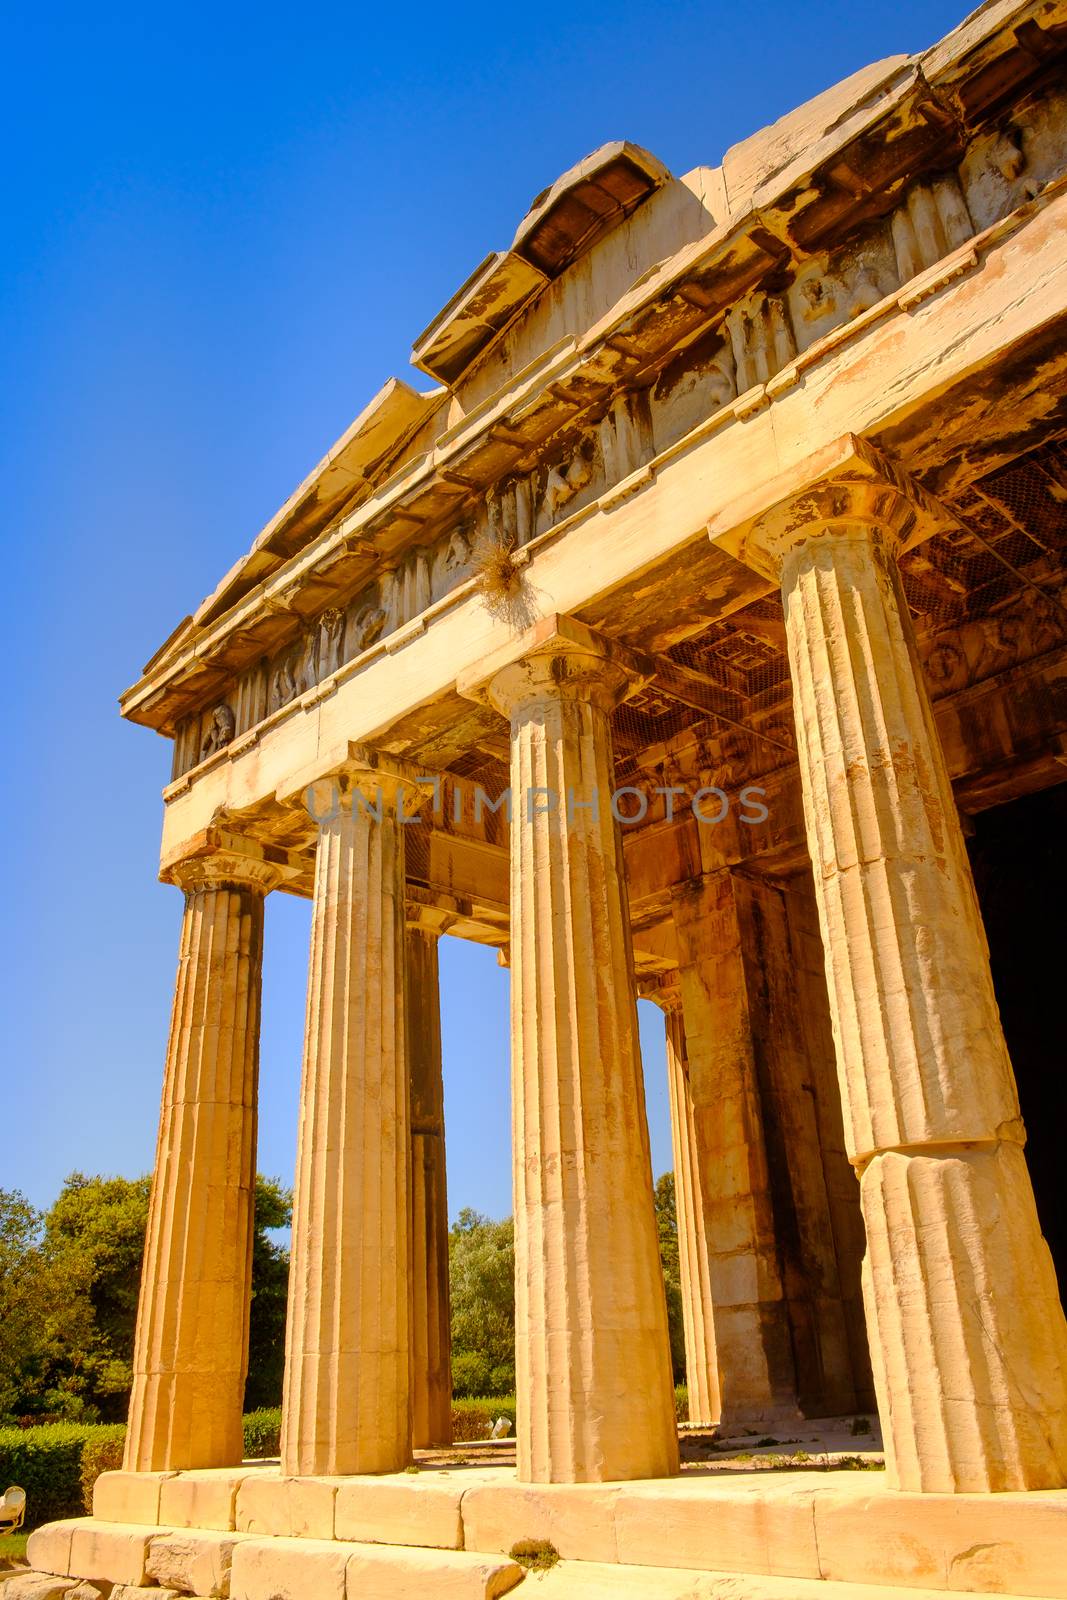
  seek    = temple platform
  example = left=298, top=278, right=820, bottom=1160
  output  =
left=18, top=1454, right=1067, bottom=1600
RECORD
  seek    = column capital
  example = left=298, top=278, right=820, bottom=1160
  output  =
left=405, top=903, right=452, bottom=937
left=277, top=740, right=440, bottom=820
left=457, top=612, right=653, bottom=719
left=636, top=971, right=683, bottom=1015
left=708, top=433, right=958, bottom=580
left=160, top=826, right=303, bottom=895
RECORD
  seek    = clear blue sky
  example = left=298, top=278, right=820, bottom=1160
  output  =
left=2, top=0, right=966, bottom=1218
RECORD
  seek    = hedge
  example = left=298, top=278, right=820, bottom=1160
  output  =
left=242, top=1408, right=282, bottom=1460
left=451, top=1396, right=516, bottom=1442
left=0, top=1412, right=288, bottom=1528
left=0, top=1423, right=125, bottom=1526
left=0, top=1396, right=572, bottom=1524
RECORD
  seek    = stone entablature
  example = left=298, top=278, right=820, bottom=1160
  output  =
left=121, top=0, right=1066, bottom=787
left=164, top=151, right=1066, bottom=787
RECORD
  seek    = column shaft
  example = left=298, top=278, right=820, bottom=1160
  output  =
left=663, top=996, right=721, bottom=1428
left=671, top=872, right=797, bottom=1422
left=281, top=776, right=411, bottom=1476
left=782, top=518, right=1067, bottom=1490
left=407, top=925, right=452, bottom=1448
left=487, top=629, right=678, bottom=1483
left=126, top=862, right=269, bottom=1472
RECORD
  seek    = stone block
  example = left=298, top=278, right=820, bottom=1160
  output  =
left=93, top=1471, right=175, bottom=1526
left=234, top=1474, right=337, bottom=1538
left=460, top=1480, right=619, bottom=1562
left=67, top=1523, right=158, bottom=1588
left=230, top=1536, right=349, bottom=1600
left=345, top=1546, right=525, bottom=1598
left=813, top=1484, right=1067, bottom=1596
left=0, top=1575, right=78, bottom=1600
left=333, top=1473, right=463, bottom=1548
left=109, top=1588, right=182, bottom=1600
left=943, top=1494, right=1067, bottom=1597
left=25, top=1521, right=77, bottom=1578
left=147, top=1527, right=248, bottom=1597
left=614, top=1477, right=820, bottom=1577
left=159, top=1470, right=259, bottom=1532
left=229, top=1535, right=524, bottom=1600
left=67, top=1586, right=114, bottom=1600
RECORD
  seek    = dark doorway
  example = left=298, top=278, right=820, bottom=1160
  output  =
left=967, top=781, right=1067, bottom=1288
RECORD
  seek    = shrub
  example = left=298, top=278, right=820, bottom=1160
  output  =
left=451, top=1351, right=493, bottom=1399
left=0, top=1408, right=286, bottom=1528
left=0, top=1422, right=124, bottom=1526
left=674, top=1384, right=689, bottom=1424
left=79, top=1429, right=126, bottom=1512
left=509, top=1538, right=559, bottom=1571
left=451, top=1396, right=516, bottom=1443
left=242, top=1408, right=282, bottom=1459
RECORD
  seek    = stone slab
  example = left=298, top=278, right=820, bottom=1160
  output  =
left=234, top=1475, right=338, bottom=1539
left=229, top=1537, right=349, bottom=1600
left=614, top=1475, right=821, bottom=1578
left=25, top=1523, right=76, bottom=1579
left=525, top=1557, right=1038, bottom=1599
left=158, top=1470, right=263, bottom=1533
left=146, top=1527, right=249, bottom=1597
left=813, top=1486, right=1067, bottom=1596
left=93, top=1471, right=176, bottom=1527
left=109, top=1588, right=183, bottom=1600
left=346, top=1546, right=525, bottom=1599
left=0, top=1576, right=79, bottom=1600
left=229, top=1535, right=525, bottom=1600
left=460, top=1481, right=620, bottom=1562
left=67, top=1524, right=157, bottom=1588
left=333, top=1472, right=464, bottom=1548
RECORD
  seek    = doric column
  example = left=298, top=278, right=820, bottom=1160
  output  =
left=125, top=832, right=284, bottom=1472
left=407, top=918, right=452, bottom=1448
left=669, top=872, right=797, bottom=1423
left=280, top=752, right=415, bottom=1476
left=460, top=615, right=679, bottom=1484
left=657, top=975, right=721, bottom=1428
left=722, top=435, right=1067, bottom=1491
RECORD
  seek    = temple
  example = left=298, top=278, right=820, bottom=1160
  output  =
left=25, top=1, right=1067, bottom=1595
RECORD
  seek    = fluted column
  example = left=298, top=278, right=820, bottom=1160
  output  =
left=125, top=835, right=282, bottom=1472
left=659, top=976, right=721, bottom=1428
left=670, top=873, right=797, bottom=1423
left=733, top=437, right=1067, bottom=1491
left=461, top=614, right=679, bottom=1484
left=407, top=920, right=452, bottom=1448
left=281, top=759, right=413, bottom=1476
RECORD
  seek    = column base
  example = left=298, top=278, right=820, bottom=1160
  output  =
left=862, top=1143, right=1067, bottom=1492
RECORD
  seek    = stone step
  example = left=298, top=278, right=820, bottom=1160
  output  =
left=25, top=1520, right=525, bottom=1600
left=526, top=1560, right=1041, bottom=1600
left=458, top=1471, right=1067, bottom=1598
left=35, top=1462, right=1067, bottom=1600
left=231, top=1535, right=524, bottom=1599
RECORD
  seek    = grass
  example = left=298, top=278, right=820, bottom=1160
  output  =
left=0, top=1530, right=28, bottom=1564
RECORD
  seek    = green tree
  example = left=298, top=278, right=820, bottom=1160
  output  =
left=0, top=1172, right=292, bottom=1422
left=245, top=1176, right=293, bottom=1411
left=0, top=1189, right=56, bottom=1419
left=448, top=1209, right=515, bottom=1396
left=653, top=1171, right=687, bottom=1384
left=41, top=1173, right=152, bottom=1419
